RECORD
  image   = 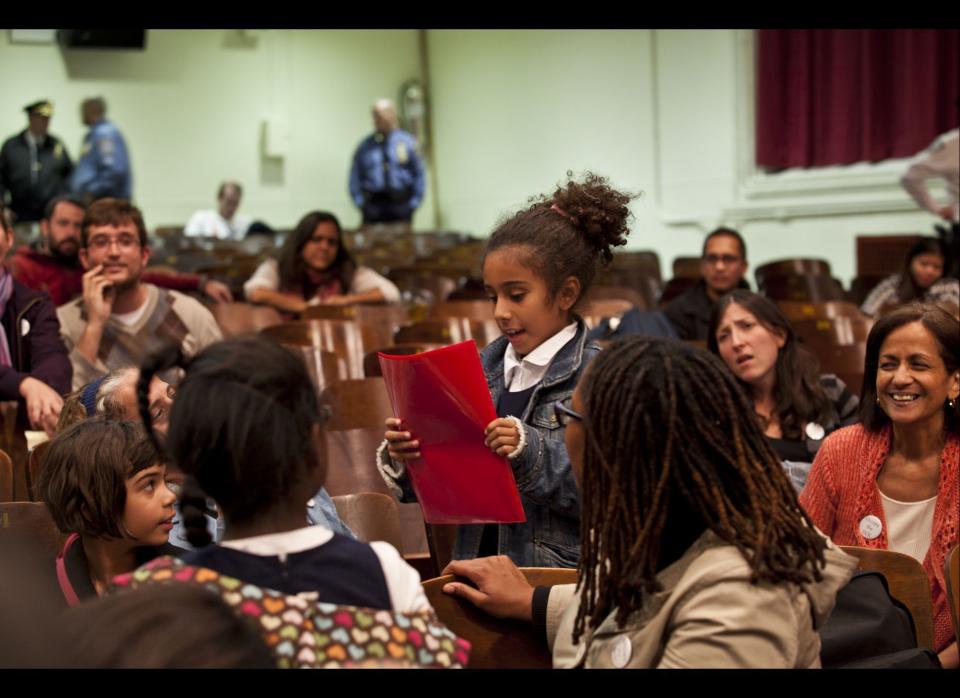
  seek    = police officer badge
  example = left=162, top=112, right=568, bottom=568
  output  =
left=395, top=141, right=409, bottom=164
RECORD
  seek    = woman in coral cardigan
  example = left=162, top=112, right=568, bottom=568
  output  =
left=800, top=302, right=959, bottom=668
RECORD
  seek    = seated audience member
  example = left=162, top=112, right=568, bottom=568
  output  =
left=662, top=227, right=750, bottom=341
left=58, top=585, right=275, bottom=668
left=56, top=198, right=223, bottom=390
left=708, top=290, right=859, bottom=491
left=0, top=200, right=71, bottom=435
left=860, top=237, right=959, bottom=318
left=244, top=210, right=399, bottom=314
left=56, top=368, right=355, bottom=543
left=801, top=302, right=959, bottom=668
left=37, top=419, right=181, bottom=608
left=137, top=336, right=429, bottom=612
left=11, top=194, right=232, bottom=306
left=183, top=181, right=253, bottom=240
left=442, top=337, right=857, bottom=668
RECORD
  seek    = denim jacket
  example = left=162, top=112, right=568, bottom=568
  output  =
left=378, top=318, right=600, bottom=567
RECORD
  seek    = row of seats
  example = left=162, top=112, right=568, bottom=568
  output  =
left=1, top=493, right=956, bottom=668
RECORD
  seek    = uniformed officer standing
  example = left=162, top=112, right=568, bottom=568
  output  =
left=71, top=97, right=132, bottom=204
left=0, top=100, right=74, bottom=225
left=349, top=98, right=425, bottom=224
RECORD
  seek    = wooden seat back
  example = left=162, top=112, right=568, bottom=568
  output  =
left=319, top=378, right=394, bottom=432
left=840, top=546, right=936, bottom=649
left=422, top=568, right=578, bottom=668
left=331, top=493, right=404, bottom=554
left=208, top=302, right=284, bottom=337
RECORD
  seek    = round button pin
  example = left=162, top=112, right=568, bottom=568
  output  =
left=805, top=422, right=825, bottom=441
left=859, top=515, right=882, bottom=540
left=610, top=635, right=632, bottom=668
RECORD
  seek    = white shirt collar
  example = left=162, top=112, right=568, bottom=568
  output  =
left=503, top=321, right=578, bottom=392
left=219, top=525, right=333, bottom=563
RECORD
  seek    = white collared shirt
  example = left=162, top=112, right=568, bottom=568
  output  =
left=503, top=322, right=578, bottom=392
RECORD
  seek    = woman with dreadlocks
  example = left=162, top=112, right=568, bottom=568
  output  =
left=441, top=336, right=858, bottom=668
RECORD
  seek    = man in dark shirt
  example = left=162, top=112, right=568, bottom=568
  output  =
left=662, top=228, right=749, bottom=341
left=0, top=100, right=73, bottom=225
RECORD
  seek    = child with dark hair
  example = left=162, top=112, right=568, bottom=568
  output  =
left=136, top=336, right=429, bottom=612
left=37, top=418, right=180, bottom=607
left=58, top=585, right=275, bottom=668
left=380, top=172, right=635, bottom=567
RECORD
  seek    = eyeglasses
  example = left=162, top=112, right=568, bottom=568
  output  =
left=553, top=399, right=582, bottom=426
left=703, top=254, right=741, bottom=266
left=87, top=234, right=141, bottom=252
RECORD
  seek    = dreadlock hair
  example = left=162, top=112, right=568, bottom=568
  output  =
left=573, top=336, right=827, bottom=643
left=483, top=171, right=635, bottom=311
left=137, top=337, right=327, bottom=549
left=277, top=210, right=356, bottom=298
left=707, top=290, right=838, bottom=440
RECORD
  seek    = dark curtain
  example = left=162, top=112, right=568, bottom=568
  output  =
left=756, top=30, right=959, bottom=170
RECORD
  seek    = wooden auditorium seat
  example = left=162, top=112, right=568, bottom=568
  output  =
left=422, top=568, right=578, bottom=668
left=208, top=302, right=283, bottom=337
left=840, top=546, right=936, bottom=650
left=260, top=319, right=388, bottom=379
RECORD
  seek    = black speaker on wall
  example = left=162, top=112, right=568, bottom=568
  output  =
left=57, top=30, right=147, bottom=50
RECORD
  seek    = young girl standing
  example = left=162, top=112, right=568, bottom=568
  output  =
left=379, top=173, right=635, bottom=567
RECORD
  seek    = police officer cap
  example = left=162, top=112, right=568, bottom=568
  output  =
left=24, top=100, right=53, bottom=117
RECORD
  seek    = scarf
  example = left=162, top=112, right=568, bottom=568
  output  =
left=302, top=267, right=344, bottom=301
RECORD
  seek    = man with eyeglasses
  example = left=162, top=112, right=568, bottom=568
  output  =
left=56, top=198, right=223, bottom=390
left=662, top=228, right=750, bottom=341
left=10, top=194, right=233, bottom=306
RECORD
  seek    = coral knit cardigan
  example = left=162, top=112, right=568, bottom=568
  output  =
left=800, top=424, right=959, bottom=653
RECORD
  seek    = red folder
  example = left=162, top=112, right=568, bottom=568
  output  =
left=378, top=341, right=526, bottom=524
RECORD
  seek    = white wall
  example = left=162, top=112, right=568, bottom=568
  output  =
left=427, top=29, right=943, bottom=285
left=2, top=29, right=945, bottom=285
left=0, top=29, right=434, bottom=231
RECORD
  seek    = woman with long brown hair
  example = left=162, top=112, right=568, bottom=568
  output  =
left=707, top=290, right=859, bottom=491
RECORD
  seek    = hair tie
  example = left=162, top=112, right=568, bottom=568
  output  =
left=550, top=203, right=574, bottom=221
left=80, top=375, right=108, bottom=417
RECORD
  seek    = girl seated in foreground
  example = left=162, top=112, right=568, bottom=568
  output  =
left=38, top=419, right=181, bottom=607
left=441, top=337, right=858, bottom=668
left=137, top=336, right=429, bottom=612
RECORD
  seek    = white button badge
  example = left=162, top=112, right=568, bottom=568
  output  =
left=805, top=422, right=825, bottom=441
left=610, top=635, right=632, bottom=668
left=859, top=515, right=882, bottom=540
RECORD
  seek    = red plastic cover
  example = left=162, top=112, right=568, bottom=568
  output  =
left=378, top=341, right=526, bottom=524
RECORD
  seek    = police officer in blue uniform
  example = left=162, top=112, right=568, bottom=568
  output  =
left=71, top=97, right=132, bottom=203
left=0, top=100, right=74, bottom=224
left=349, top=99, right=425, bottom=224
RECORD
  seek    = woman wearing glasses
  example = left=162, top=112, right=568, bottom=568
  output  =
left=441, top=337, right=858, bottom=668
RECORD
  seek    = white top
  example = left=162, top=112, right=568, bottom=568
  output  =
left=219, top=525, right=431, bottom=614
left=879, top=491, right=937, bottom=564
left=112, top=300, right=151, bottom=327
left=183, top=209, right=253, bottom=240
left=503, top=322, right=578, bottom=391
left=243, top=257, right=401, bottom=304
left=900, top=128, right=959, bottom=220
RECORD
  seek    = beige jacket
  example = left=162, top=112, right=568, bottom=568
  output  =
left=548, top=530, right=858, bottom=668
